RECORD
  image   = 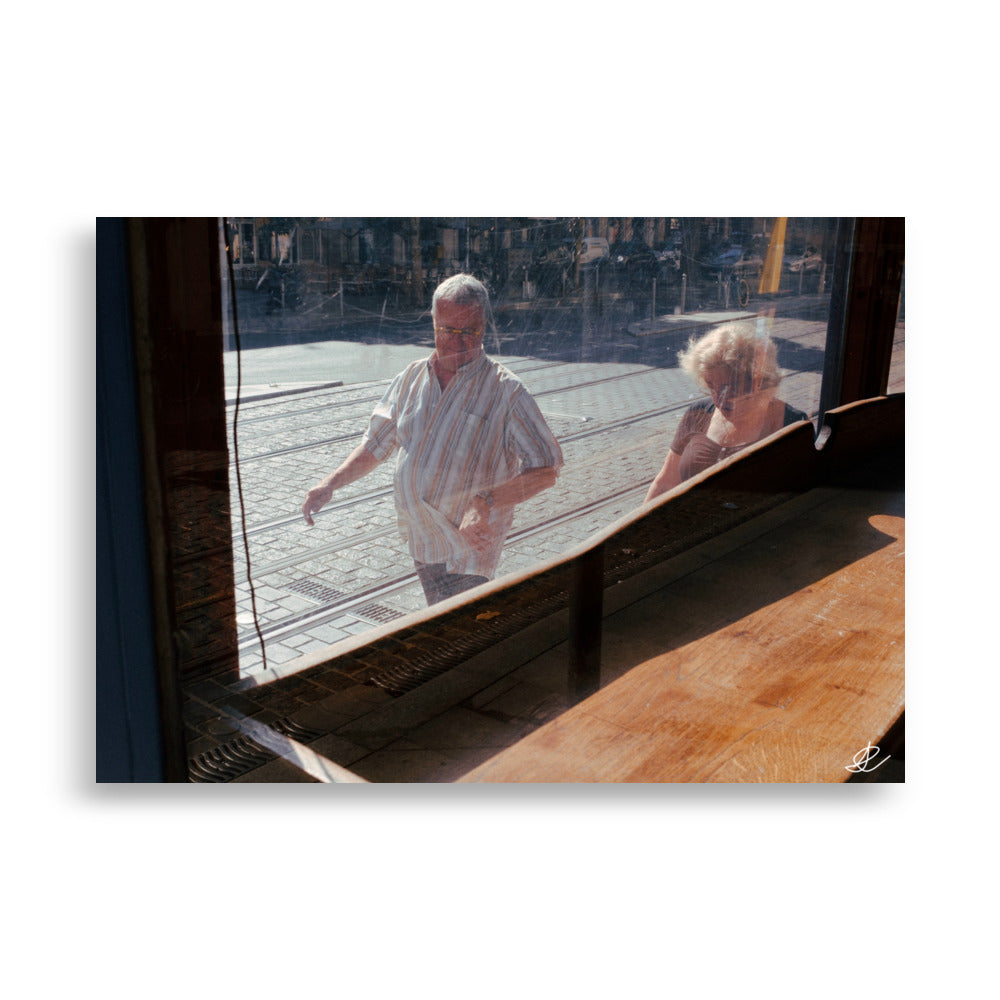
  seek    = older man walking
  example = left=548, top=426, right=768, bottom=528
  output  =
left=302, top=274, right=564, bottom=605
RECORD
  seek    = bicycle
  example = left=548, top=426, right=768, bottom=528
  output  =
left=716, top=266, right=754, bottom=310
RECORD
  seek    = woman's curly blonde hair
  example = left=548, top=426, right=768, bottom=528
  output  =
left=678, top=322, right=782, bottom=393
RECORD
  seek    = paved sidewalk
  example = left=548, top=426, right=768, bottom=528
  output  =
left=224, top=340, right=433, bottom=404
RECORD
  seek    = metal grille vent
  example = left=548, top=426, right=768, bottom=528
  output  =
left=367, top=587, right=570, bottom=695
left=287, top=579, right=346, bottom=603
left=353, top=602, right=405, bottom=625
left=286, top=578, right=404, bottom=627
left=187, top=716, right=328, bottom=783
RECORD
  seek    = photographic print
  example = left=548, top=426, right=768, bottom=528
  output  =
left=98, top=217, right=904, bottom=783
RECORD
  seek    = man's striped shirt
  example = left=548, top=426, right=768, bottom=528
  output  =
left=362, top=353, right=563, bottom=577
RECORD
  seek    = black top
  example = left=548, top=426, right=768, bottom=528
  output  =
left=671, top=400, right=810, bottom=483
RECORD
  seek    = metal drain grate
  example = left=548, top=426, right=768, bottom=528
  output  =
left=353, top=602, right=405, bottom=625
left=286, top=579, right=346, bottom=604
left=187, top=716, right=329, bottom=782
left=287, top=578, right=404, bottom=626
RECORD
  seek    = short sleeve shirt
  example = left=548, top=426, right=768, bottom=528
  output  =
left=362, top=353, right=564, bottom=577
left=671, top=400, right=809, bottom=482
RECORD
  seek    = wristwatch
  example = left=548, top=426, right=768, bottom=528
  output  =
left=476, top=491, right=495, bottom=508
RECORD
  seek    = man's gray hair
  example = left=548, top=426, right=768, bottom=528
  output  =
left=431, top=273, right=492, bottom=328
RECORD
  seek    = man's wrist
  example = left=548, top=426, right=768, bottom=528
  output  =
left=474, top=490, right=495, bottom=511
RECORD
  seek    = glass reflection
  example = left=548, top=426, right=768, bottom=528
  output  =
left=222, top=218, right=838, bottom=677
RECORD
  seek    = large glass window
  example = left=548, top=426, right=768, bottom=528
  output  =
left=219, top=218, right=866, bottom=680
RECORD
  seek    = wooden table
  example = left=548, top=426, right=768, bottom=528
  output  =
left=459, top=486, right=904, bottom=783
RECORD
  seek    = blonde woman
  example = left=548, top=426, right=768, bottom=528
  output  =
left=645, top=323, right=808, bottom=502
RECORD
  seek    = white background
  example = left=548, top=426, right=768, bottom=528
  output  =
left=8, top=2, right=992, bottom=996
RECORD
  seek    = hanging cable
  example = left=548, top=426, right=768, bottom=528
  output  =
left=222, top=219, right=268, bottom=672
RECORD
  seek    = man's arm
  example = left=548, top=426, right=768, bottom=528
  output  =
left=302, top=444, right=381, bottom=525
left=482, top=466, right=559, bottom=508
left=459, top=466, right=558, bottom=553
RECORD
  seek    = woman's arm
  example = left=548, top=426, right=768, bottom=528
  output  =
left=645, top=449, right=683, bottom=503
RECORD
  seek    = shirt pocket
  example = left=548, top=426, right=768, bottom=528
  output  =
left=450, top=409, right=489, bottom=461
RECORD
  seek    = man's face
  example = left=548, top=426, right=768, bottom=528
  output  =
left=433, top=298, right=486, bottom=373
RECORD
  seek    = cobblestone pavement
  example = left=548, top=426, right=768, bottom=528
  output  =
left=225, top=304, right=860, bottom=678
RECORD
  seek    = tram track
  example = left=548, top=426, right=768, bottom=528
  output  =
left=231, top=392, right=707, bottom=542
left=227, top=322, right=825, bottom=462
left=231, top=365, right=817, bottom=541
left=227, top=363, right=684, bottom=465
left=236, top=477, right=651, bottom=651
left=225, top=357, right=567, bottom=426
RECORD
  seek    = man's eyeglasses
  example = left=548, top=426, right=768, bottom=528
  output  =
left=434, top=325, right=484, bottom=339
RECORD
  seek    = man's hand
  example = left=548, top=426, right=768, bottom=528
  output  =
left=302, top=483, right=334, bottom=526
left=301, top=445, right=381, bottom=526
left=458, top=499, right=499, bottom=553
